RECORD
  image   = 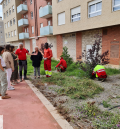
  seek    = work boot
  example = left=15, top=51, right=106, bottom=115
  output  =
left=2, top=95, right=11, bottom=99
left=0, top=93, right=8, bottom=96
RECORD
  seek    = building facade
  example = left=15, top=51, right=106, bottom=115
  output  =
left=1, top=0, right=120, bottom=66
left=0, top=17, right=6, bottom=46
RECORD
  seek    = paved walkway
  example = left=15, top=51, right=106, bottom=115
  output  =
left=0, top=81, right=61, bottom=129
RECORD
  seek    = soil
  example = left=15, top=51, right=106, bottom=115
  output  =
left=30, top=74, right=120, bottom=129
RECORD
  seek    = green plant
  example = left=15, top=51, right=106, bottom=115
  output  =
left=102, top=100, right=111, bottom=108
left=61, top=46, right=73, bottom=66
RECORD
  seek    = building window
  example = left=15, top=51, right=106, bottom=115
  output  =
left=58, top=0, right=62, bottom=2
left=8, top=32, right=10, bottom=38
left=12, top=6, right=14, bottom=12
left=31, top=12, right=33, bottom=19
left=9, top=8, right=11, bottom=15
left=58, top=12, right=65, bottom=25
left=40, top=23, right=43, bottom=28
left=6, top=0, right=7, bottom=6
left=88, top=0, right=102, bottom=18
left=3, top=2, right=5, bottom=8
left=113, top=0, right=120, bottom=11
left=71, top=6, right=80, bottom=22
left=11, top=31, right=13, bottom=37
left=27, top=28, right=29, bottom=32
left=48, top=20, right=51, bottom=26
left=1, top=41, right=3, bottom=43
left=6, top=11, right=8, bottom=17
left=6, top=33, right=7, bottom=38
left=23, top=0, right=27, bottom=5
left=14, top=30, right=16, bottom=36
left=30, top=0, right=32, bottom=4
left=32, top=26, right=34, bottom=33
left=8, top=21, right=9, bottom=27
left=1, top=36, right=2, bottom=38
left=13, top=18, right=15, bottom=24
left=4, top=13, right=6, bottom=19
left=10, top=20, right=12, bottom=26
left=48, top=2, right=51, bottom=5
left=1, top=31, right=2, bottom=33
left=8, top=0, right=10, bottom=3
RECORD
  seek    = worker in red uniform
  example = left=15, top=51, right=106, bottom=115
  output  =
left=55, top=57, right=67, bottom=72
left=43, top=43, right=53, bottom=77
left=92, top=65, right=107, bottom=82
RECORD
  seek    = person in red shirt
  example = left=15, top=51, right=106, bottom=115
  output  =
left=55, top=57, right=67, bottom=72
left=15, top=43, right=31, bottom=82
left=43, top=43, right=53, bottom=77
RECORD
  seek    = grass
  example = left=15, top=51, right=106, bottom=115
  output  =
left=76, top=103, right=120, bottom=129
left=102, top=100, right=111, bottom=108
left=41, top=73, right=104, bottom=99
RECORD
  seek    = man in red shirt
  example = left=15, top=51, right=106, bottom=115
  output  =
left=15, top=43, right=31, bottom=82
left=55, top=57, right=67, bottom=72
left=43, top=43, right=53, bottom=77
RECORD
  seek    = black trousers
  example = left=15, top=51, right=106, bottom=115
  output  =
left=19, top=60, right=27, bottom=79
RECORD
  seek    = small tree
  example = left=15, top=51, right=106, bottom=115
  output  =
left=77, top=33, right=109, bottom=78
left=61, top=46, right=73, bottom=65
left=39, top=43, right=53, bottom=54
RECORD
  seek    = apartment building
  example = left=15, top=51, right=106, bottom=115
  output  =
left=0, top=17, right=6, bottom=46
left=0, top=0, right=22, bottom=46
left=52, top=0, right=120, bottom=65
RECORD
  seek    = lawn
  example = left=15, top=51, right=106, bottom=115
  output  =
left=27, top=56, right=120, bottom=77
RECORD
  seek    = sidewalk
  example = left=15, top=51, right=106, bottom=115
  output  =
left=0, top=80, right=62, bottom=129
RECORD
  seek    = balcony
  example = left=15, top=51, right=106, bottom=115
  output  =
left=17, top=4, right=28, bottom=14
left=19, top=33, right=29, bottom=40
left=39, top=5, right=52, bottom=19
left=40, top=26, right=53, bottom=36
left=18, top=19, right=29, bottom=27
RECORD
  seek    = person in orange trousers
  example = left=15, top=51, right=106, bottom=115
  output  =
left=55, top=57, right=67, bottom=72
left=43, top=43, right=53, bottom=77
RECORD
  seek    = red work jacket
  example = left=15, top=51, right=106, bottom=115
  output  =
left=44, top=48, right=53, bottom=60
left=56, top=58, right=67, bottom=68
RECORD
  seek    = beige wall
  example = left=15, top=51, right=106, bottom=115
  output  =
left=52, top=0, right=120, bottom=35
left=2, top=0, right=22, bottom=43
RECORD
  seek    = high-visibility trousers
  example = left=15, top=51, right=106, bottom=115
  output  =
left=44, top=59, right=52, bottom=77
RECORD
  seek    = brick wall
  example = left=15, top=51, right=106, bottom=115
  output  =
left=57, top=35, right=63, bottom=58
left=76, top=32, right=82, bottom=60
left=102, top=25, right=120, bottom=65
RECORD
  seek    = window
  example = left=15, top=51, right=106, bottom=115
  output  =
left=14, top=30, right=16, bottom=36
left=11, top=31, right=13, bottom=37
left=58, top=12, right=65, bottom=25
left=12, top=6, right=14, bottom=12
left=1, top=41, right=3, bottom=43
left=71, top=6, right=80, bottom=22
left=88, top=0, right=102, bottom=18
left=1, top=36, right=2, bottom=38
left=25, top=28, right=27, bottom=33
left=113, top=0, right=120, bottom=11
left=27, top=28, right=29, bottom=32
left=31, top=12, right=33, bottom=19
left=4, top=13, right=6, bottom=19
left=58, top=0, right=62, bottom=2
left=48, top=20, right=51, bottom=26
left=3, top=2, right=5, bottom=8
left=30, top=0, right=32, bottom=4
left=48, top=2, right=50, bottom=5
left=32, top=26, right=34, bottom=33
left=5, top=23, right=7, bottom=29
left=13, top=18, right=15, bottom=24
left=6, top=33, right=7, bottom=38
left=6, top=11, right=8, bottom=17
left=6, top=0, right=7, bottom=6
left=9, top=8, right=11, bottom=15
left=10, top=20, right=12, bottom=26
left=8, top=21, right=9, bottom=27
left=1, top=31, right=2, bottom=33
left=8, top=0, right=10, bottom=3
left=40, top=23, right=43, bottom=28
left=23, top=0, right=27, bottom=5
left=8, top=32, right=10, bottom=38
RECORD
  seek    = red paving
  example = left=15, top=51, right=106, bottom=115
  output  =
left=0, top=81, right=61, bottom=129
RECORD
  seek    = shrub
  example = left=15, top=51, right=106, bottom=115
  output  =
left=77, top=33, right=109, bottom=78
left=61, top=46, right=73, bottom=66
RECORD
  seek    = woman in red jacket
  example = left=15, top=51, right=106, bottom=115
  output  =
left=55, top=57, right=67, bottom=72
left=43, top=43, right=53, bottom=77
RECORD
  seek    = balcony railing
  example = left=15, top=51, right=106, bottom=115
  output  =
left=39, top=5, right=52, bottom=19
left=17, top=4, right=28, bottom=14
left=18, top=19, right=29, bottom=27
left=19, top=33, right=29, bottom=40
left=40, top=26, right=53, bottom=36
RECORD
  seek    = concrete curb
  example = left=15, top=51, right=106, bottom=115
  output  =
left=25, top=80, right=73, bottom=129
